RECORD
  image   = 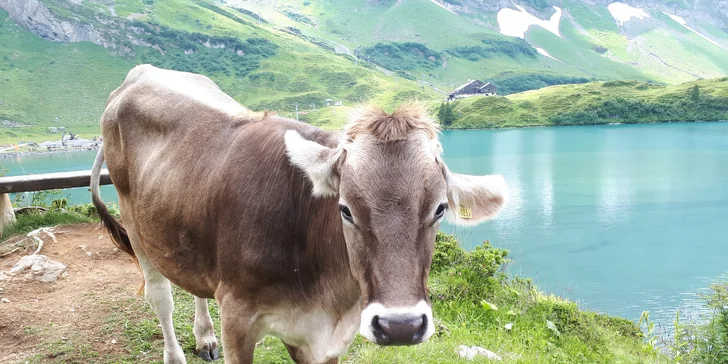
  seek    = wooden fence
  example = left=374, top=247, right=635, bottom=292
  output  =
left=0, top=170, right=112, bottom=233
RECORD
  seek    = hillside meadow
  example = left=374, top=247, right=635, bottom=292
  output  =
left=0, top=1, right=433, bottom=146
left=437, top=78, right=728, bottom=129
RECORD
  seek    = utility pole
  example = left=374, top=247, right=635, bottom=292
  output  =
left=355, top=48, right=358, bottom=66
left=295, top=104, right=299, bottom=121
left=312, top=102, right=316, bottom=111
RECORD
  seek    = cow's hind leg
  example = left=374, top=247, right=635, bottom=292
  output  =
left=132, top=240, right=186, bottom=364
left=193, top=296, right=220, bottom=361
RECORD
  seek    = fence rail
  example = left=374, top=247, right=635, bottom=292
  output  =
left=0, top=170, right=112, bottom=193
left=0, top=169, right=113, bottom=234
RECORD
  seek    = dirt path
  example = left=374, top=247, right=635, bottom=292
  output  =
left=0, top=224, right=142, bottom=363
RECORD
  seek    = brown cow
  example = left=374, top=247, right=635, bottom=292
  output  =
left=90, top=64, right=508, bottom=364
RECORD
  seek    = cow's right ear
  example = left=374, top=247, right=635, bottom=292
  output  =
left=284, top=130, right=341, bottom=197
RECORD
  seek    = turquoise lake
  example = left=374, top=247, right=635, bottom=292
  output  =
left=2, top=121, right=727, bottom=326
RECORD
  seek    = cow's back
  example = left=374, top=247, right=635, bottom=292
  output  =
left=101, top=65, right=259, bottom=191
left=100, top=65, right=348, bottom=301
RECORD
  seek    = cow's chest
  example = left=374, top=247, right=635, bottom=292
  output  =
left=260, top=302, right=360, bottom=363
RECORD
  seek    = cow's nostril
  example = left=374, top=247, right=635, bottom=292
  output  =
left=373, top=314, right=426, bottom=346
left=371, top=315, right=389, bottom=344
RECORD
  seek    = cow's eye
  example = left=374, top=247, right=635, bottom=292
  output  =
left=435, top=203, right=448, bottom=219
left=339, top=205, right=353, bottom=223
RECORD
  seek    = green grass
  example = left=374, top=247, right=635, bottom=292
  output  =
left=439, top=77, right=728, bottom=128
left=0, top=210, right=94, bottom=239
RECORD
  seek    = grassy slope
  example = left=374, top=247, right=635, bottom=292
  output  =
left=236, top=0, right=728, bottom=90
left=0, top=8, right=130, bottom=144
left=257, top=0, right=728, bottom=90
left=553, top=2, right=728, bottom=84
left=237, top=0, right=599, bottom=87
left=442, top=77, right=728, bottom=128
left=0, top=1, right=432, bottom=146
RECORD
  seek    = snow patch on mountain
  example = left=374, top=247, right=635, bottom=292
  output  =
left=664, top=13, right=728, bottom=51
left=536, top=47, right=558, bottom=61
left=607, top=2, right=650, bottom=26
left=497, top=5, right=562, bottom=39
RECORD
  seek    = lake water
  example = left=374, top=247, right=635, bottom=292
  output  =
left=2, top=122, right=727, bottom=326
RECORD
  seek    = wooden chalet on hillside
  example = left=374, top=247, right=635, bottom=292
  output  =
left=447, top=79, right=497, bottom=100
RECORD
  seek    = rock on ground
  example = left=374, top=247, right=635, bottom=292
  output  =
left=457, top=345, right=502, bottom=361
left=4, top=254, right=67, bottom=282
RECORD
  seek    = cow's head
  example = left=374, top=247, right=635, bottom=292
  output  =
left=284, top=103, right=507, bottom=346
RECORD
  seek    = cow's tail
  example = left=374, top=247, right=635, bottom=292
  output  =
left=91, top=145, right=135, bottom=259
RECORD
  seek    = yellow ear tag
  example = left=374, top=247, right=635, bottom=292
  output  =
left=458, top=206, right=472, bottom=219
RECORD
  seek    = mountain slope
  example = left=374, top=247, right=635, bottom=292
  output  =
left=0, top=0, right=434, bottom=143
left=1, top=0, right=727, bottom=145
left=229, top=0, right=728, bottom=91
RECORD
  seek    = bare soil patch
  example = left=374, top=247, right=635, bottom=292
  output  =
left=0, top=223, right=142, bottom=364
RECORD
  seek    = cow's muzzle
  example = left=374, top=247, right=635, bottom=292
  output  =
left=371, top=313, right=427, bottom=345
left=359, top=301, right=435, bottom=346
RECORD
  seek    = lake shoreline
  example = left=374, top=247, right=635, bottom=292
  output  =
left=441, top=118, right=727, bottom=131
left=2, top=119, right=726, bottom=157
left=0, top=146, right=100, bottom=158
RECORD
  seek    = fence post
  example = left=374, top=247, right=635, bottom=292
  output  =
left=0, top=193, right=16, bottom=235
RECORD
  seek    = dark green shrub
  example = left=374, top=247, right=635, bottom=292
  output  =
left=690, top=283, right=728, bottom=363
left=361, top=42, right=440, bottom=72
left=431, top=232, right=465, bottom=273
left=490, top=73, right=591, bottom=95
left=437, top=102, right=457, bottom=127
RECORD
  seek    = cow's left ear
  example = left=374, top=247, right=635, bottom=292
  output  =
left=284, top=130, right=342, bottom=197
left=440, top=162, right=508, bottom=226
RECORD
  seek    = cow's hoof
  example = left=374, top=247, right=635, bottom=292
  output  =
left=194, top=342, right=220, bottom=361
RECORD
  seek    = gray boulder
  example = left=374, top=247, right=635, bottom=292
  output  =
left=5, top=254, right=67, bottom=282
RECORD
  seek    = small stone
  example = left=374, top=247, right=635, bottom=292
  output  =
left=547, top=320, right=561, bottom=336
left=79, top=245, right=87, bottom=250
left=457, top=345, right=502, bottom=361
left=61, top=336, right=68, bottom=340
left=85, top=252, right=92, bottom=257
left=98, top=235, right=104, bottom=240
left=113, top=248, right=119, bottom=252
left=111, top=339, right=116, bottom=344
left=504, top=323, right=513, bottom=331
left=1, top=298, right=9, bottom=303
left=0, top=287, right=4, bottom=293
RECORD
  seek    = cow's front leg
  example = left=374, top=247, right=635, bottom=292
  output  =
left=218, top=298, right=258, bottom=364
left=193, top=296, right=220, bottom=361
